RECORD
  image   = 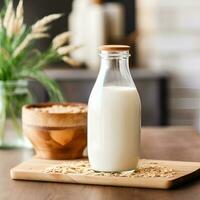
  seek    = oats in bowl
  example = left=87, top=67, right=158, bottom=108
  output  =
left=22, top=102, right=87, bottom=160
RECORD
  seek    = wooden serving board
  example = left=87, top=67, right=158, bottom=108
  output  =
left=10, top=158, right=200, bottom=189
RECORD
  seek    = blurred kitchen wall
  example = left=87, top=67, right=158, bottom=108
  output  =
left=137, top=0, right=200, bottom=128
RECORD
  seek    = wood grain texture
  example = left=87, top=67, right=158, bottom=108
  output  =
left=10, top=158, right=200, bottom=189
left=99, top=45, right=130, bottom=51
left=24, top=125, right=87, bottom=160
left=22, top=103, right=87, bottom=160
left=1, top=127, right=200, bottom=200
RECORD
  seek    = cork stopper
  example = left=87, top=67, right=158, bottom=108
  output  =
left=99, top=45, right=130, bottom=52
left=91, top=0, right=103, bottom=5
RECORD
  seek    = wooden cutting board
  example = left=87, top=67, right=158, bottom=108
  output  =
left=10, top=158, right=200, bottom=189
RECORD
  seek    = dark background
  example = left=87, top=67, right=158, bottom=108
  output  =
left=0, top=0, right=135, bottom=48
left=23, top=0, right=136, bottom=34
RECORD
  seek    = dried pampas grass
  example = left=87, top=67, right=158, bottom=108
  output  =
left=52, top=32, right=71, bottom=49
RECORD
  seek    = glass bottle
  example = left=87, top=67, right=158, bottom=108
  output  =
left=88, top=45, right=141, bottom=172
left=0, top=80, right=33, bottom=148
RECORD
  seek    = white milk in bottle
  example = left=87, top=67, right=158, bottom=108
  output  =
left=88, top=45, right=141, bottom=172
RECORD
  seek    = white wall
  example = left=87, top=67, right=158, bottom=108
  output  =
left=136, top=0, right=200, bottom=128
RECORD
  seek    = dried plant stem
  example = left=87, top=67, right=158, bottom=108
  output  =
left=14, top=0, right=24, bottom=35
left=57, top=45, right=81, bottom=56
left=13, top=33, right=49, bottom=57
left=32, top=14, right=63, bottom=33
left=62, top=56, right=80, bottom=67
left=3, top=1, right=13, bottom=28
left=14, top=16, right=23, bottom=35
left=32, top=26, right=50, bottom=34
left=52, top=31, right=71, bottom=49
left=16, top=0, right=23, bottom=19
left=7, top=12, right=15, bottom=37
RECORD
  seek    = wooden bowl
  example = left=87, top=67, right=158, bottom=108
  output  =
left=22, top=102, right=87, bottom=160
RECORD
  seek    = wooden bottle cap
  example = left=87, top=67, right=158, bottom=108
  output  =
left=91, top=0, right=103, bottom=5
left=99, top=45, right=130, bottom=52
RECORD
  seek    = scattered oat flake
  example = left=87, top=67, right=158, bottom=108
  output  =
left=33, top=105, right=87, bottom=113
left=44, top=160, right=176, bottom=178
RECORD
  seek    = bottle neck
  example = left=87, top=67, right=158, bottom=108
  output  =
left=100, top=50, right=130, bottom=70
left=99, top=51, right=134, bottom=87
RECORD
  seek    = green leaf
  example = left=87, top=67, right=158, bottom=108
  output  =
left=0, top=0, right=10, bottom=18
left=11, top=26, right=30, bottom=51
left=18, top=69, right=64, bottom=102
